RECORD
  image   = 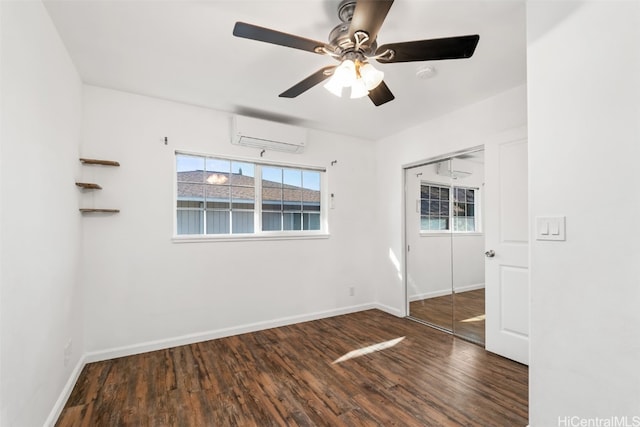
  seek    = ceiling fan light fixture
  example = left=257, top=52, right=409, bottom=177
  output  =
left=324, top=59, right=358, bottom=98
left=359, top=62, right=384, bottom=90
left=334, top=59, right=357, bottom=87
left=324, top=77, right=345, bottom=97
left=350, top=79, right=369, bottom=99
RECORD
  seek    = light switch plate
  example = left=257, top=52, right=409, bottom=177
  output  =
left=536, top=216, right=566, bottom=241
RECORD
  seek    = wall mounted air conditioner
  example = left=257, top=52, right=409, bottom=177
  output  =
left=231, top=115, right=307, bottom=153
left=437, top=159, right=472, bottom=179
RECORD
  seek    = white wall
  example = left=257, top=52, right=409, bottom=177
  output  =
left=374, top=84, right=527, bottom=315
left=527, top=2, right=640, bottom=424
left=80, top=85, right=378, bottom=358
left=0, top=2, right=84, bottom=426
left=406, top=160, right=485, bottom=301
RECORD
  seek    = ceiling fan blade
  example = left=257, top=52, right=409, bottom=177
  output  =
left=279, top=66, right=336, bottom=98
left=376, top=35, right=480, bottom=64
left=368, top=81, right=395, bottom=106
left=348, top=0, right=394, bottom=44
left=233, top=22, right=327, bottom=55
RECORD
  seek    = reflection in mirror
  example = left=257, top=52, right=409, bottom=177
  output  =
left=406, top=159, right=454, bottom=332
left=450, top=151, right=485, bottom=344
left=406, top=150, right=486, bottom=345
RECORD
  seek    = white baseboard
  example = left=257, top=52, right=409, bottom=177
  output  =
left=409, top=283, right=485, bottom=302
left=454, top=283, right=485, bottom=293
left=409, top=289, right=451, bottom=301
left=372, top=302, right=405, bottom=318
left=44, top=354, right=87, bottom=427
left=84, top=303, right=378, bottom=363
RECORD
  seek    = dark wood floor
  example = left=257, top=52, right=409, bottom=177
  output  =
left=410, top=289, right=485, bottom=344
left=56, top=309, right=527, bottom=426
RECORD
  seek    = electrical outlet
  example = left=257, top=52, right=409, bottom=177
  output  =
left=64, top=340, right=72, bottom=367
left=349, top=286, right=355, bottom=297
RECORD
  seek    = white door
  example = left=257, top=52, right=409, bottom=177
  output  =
left=484, top=135, right=529, bottom=365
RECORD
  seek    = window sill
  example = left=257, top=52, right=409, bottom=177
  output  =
left=172, top=232, right=330, bottom=243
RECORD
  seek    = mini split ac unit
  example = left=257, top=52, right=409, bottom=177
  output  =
left=231, top=115, right=307, bottom=153
left=437, top=159, right=472, bottom=179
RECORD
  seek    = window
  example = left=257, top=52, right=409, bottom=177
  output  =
left=176, top=153, right=324, bottom=237
left=453, top=187, right=476, bottom=232
left=420, top=182, right=479, bottom=233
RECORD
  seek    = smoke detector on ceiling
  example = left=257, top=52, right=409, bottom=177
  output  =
left=416, top=65, right=437, bottom=80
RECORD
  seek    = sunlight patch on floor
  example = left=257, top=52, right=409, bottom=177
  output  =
left=460, top=314, right=486, bottom=323
left=332, top=337, right=405, bottom=364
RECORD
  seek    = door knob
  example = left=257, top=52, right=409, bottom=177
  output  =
left=485, top=249, right=495, bottom=258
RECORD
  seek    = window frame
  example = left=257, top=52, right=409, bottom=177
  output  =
left=419, top=180, right=482, bottom=235
left=173, top=150, right=329, bottom=242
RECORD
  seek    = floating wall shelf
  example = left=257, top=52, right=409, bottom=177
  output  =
left=75, top=182, right=102, bottom=190
left=79, top=158, right=120, bottom=167
left=78, top=157, right=120, bottom=213
left=79, top=208, right=120, bottom=213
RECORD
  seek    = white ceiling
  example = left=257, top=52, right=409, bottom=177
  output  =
left=43, top=0, right=526, bottom=140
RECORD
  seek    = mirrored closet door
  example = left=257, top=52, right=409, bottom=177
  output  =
left=405, top=150, right=486, bottom=344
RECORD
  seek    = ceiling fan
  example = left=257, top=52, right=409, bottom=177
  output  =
left=233, top=0, right=479, bottom=106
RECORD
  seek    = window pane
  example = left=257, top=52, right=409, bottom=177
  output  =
left=230, top=162, right=255, bottom=185
left=429, top=186, right=440, bottom=199
left=176, top=155, right=205, bottom=183
left=304, top=213, right=320, bottom=230
left=206, top=210, right=230, bottom=234
left=232, top=211, right=254, bottom=234
left=206, top=158, right=230, bottom=173
left=420, top=216, right=429, bottom=230
left=466, top=189, right=475, bottom=203
left=440, top=201, right=449, bottom=216
left=283, top=212, right=301, bottom=231
left=454, top=217, right=466, bottom=232
left=178, top=182, right=204, bottom=201
left=283, top=189, right=302, bottom=210
left=429, top=201, right=439, bottom=216
left=420, top=200, right=429, bottom=215
left=466, top=218, right=476, bottom=232
left=453, top=202, right=464, bottom=216
left=420, top=185, right=430, bottom=199
left=205, top=157, right=230, bottom=185
left=440, top=187, right=450, bottom=201
left=467, top=203, right=474, bottom=217
left=232, top=186, right=254, bottom=210
left=177, top=210, right=203, bottom=235
left=432, top=218, right=448, bottom=231
left=206, top=185, right=230, bottom=206
left=262, top=212, right=281, bottom=231
left=262, top=167, right=282, bottom=188
left=303, top=203, right=320, bottom=212
left=302, top=171, right=320, bottom=191
left=283, top=169, right=302, bottom=188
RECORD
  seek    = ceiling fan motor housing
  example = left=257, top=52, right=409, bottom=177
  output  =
left=329, top=23, right=377, bottom=56
left=338, top=0, right=357, bottom=23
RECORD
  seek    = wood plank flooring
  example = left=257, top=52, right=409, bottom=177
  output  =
left=56, top=309, right=527, bottom=426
